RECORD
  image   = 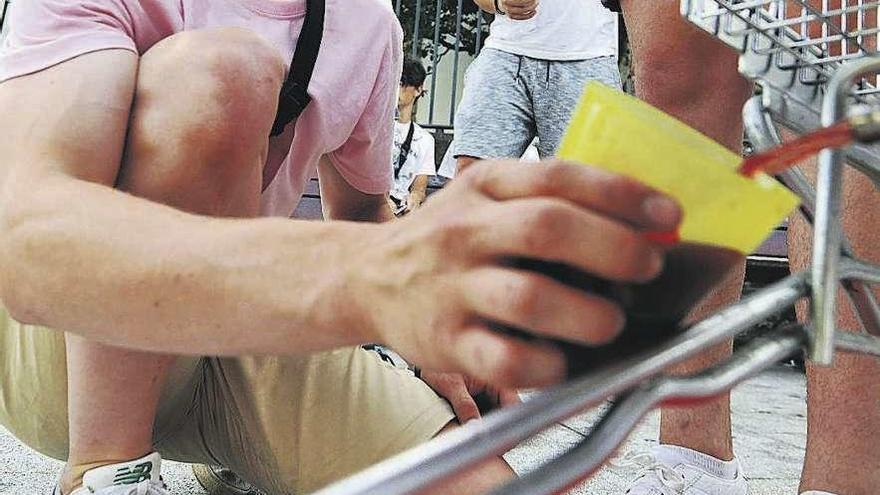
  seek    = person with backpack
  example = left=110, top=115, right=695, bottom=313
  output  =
left=390, top=58, right=436, bottom=215
left=0, top=0, right=683, bottom=494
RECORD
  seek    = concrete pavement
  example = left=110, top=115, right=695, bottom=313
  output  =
left=1, top=367, right=806, bottom=494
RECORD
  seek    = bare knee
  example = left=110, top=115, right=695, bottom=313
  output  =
left=140, top=28, right=284, bottom=139
left=140, top=27, right=285, bottom=107
left=623, top=1, right=750, bottom=111
left=131, top=29, right=284, bottom=163
left=635, top=43, right=748, bottom=111
left=122, top=28, right=285, bottom=204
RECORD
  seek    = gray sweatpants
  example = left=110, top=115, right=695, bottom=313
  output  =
left=454, top=48, right=621, bottom=160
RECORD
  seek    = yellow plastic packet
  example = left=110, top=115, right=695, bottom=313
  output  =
left=557, top=82, right=799, bottom=255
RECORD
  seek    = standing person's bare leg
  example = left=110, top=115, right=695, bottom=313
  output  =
left=789, top=166, right=880, bottom=495
left=620, top=0, right=751, bottom=464
left=793, top=3, right=880, bottom=489
left=60, top=27, right=284, bottom=494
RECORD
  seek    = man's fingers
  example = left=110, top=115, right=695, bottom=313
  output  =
left=461, top=267, right=624, bottom=345
left=461, top=160, right=682, bottom=232
left=506, top=8, right=537, bottom=20
left=502, top=0, right=537, bottom=9
left=450, top=326, right=566, bottom=388
left=448, top=385, right=481, bottom=423
left=470, top=199, right=665, bottom=283
left=418, top=372, right=482, bottom=423
left=497, top=388, right=521, bottom=407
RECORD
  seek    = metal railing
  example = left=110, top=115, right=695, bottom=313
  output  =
left=394, top=0, right=491, bottom=129
left=0, top=0, right=11, bottom=38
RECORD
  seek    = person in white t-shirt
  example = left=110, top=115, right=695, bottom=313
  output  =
left=391, top=58, right=436, bottom=215
left=455, top=0, right=621, bottom=172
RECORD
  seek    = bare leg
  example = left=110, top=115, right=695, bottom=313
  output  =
left=60, top=27, right=284, bottom=493
left=621, top=0, right=752, bottom=461
left=793, top=3, right=880, bottom=492
left=790, top=165, right=880, bottom=495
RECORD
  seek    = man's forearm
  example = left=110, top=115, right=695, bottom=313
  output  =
left=0, top=175, right=379, bottom=355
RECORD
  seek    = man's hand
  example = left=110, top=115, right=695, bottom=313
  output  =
left=420, top=371, right=520, bottom=424
left=406, top=175, right=429, bottom=213
left=405, top=192, right=426, bottom=213
left=355, top=159, right=682, bottom=390
left=499, top=0, right=539, bottom=20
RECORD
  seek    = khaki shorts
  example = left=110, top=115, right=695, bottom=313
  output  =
left=0, top=306, right=454, bottom=494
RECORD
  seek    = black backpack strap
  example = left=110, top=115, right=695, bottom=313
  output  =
left=602, top=0, right=622, bottom=12
left=395, top=122, right=416, bottom=180
left=270, top=0, right=325, bottom=136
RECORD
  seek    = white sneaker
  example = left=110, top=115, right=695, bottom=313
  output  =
left=800, top=492, right=839, bottom=495
left=55, top=452, right=169, bottom=495
left=616, top=445, right=748, bottom=495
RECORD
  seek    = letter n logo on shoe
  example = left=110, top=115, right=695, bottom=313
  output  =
left=113, top=462, right=153, bottom=485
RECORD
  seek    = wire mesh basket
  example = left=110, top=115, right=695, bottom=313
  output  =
left=683, top=0, right=880, bottom=132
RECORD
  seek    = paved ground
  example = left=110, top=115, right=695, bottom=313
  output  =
left=1, top=367, right=806, bottom=494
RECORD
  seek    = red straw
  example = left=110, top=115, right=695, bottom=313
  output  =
left=644, top=230, right=680, bottom=246
left=737, top=120, right=853, bottom=178
left=642, top=124, right=851, bottom=246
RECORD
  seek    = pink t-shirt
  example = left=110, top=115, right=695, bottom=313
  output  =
left=0, top=0, right=402, bottom=217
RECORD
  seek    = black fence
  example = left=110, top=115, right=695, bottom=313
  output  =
left=0, top=1, right=10, bottom=36
left=393, top=0, right=490, bottom=129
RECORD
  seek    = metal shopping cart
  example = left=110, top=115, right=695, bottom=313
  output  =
left=315, top=2, right=880, bottom=494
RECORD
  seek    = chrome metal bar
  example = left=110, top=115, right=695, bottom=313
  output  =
left=489, top=390, right=657, bottom=495
left=449, top=0, right=463, bottom=126
left=428, top=0, right=441, bottom=123
left=840, top=256, right=880, bottom=283
left=758, top=91, right=880, bottom=185
left=476, top=11, right=485, bottom=56
left=744, top=94, right=880, bottom=337
left=812, top=57, right=880, bottom=363
left=835, top=328, right=880, bottom=356
left=490, top=326, right=807, bottom=495
left=842, top=279, right=880, bottom=336
left=313, top=274, right=807, bottom=495
left=412, top=0, right=423, bottom=57
left=0, top=0, right=9, bottom=35
left=840, top=259, right=880, bottom=333
left=743, top=92, right=880, bottom=339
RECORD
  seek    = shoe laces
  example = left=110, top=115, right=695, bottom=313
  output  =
left=100, top=479, right=169, bottom=495
left=613, top=451, right=686, bottom=493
